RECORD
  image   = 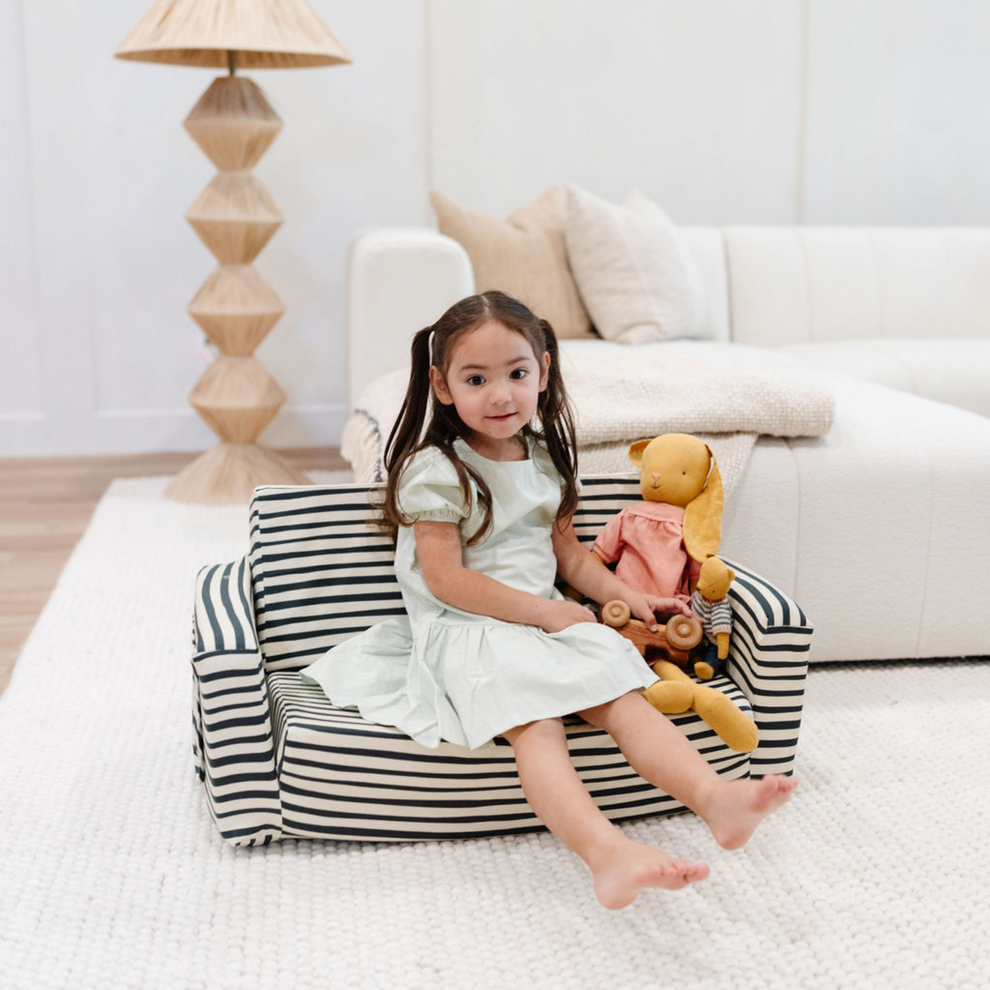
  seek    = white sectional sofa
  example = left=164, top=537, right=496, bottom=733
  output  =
left=344, top=226, right=990, bottom=665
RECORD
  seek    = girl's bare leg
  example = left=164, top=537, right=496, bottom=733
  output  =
left=502, top=717, right=709, bottom=909
left=578, top=691, right=797, bottom=850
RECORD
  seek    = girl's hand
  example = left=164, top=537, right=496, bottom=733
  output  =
left=624, top=592, right=694, bottom=631
left=540, top=599, right=598, bottom=634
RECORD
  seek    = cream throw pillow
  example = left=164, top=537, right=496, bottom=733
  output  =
left=429, top=188, right=595, bottom=339
left=564, top=184, right=709, bottom=344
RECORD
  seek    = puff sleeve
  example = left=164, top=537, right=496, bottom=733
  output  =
left=396, top=449, right=471, bottom=525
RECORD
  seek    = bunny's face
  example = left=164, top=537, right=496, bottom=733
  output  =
left=629, top=433, right=711, bottom=507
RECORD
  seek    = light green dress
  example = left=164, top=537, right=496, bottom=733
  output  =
left=301, top=435, right=658, bottom=750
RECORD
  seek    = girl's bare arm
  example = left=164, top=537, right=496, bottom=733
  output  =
left=551, top=517, right=636, bottom=606
left=414, top=520, right=594, bottom=633
left=552, top=518, right=685, bottom=629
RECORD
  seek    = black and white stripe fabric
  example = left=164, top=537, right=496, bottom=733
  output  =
left=249, top=485, right=402, bottom=673
left=191, top=479, right=813, bottom=846
left=268, top=672, right=753, bottom=842
left=191, top=558, right=281, bottom=846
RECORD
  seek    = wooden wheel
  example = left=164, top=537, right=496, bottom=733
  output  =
left=667, top=614, right=703, bottom=649
left=602, top=600, right=631, bottom=627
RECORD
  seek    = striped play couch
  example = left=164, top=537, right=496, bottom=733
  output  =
left=191, top=479, right=813, bottom=847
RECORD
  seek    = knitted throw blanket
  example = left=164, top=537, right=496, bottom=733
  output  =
left=342, top=340, right=835, bottom=496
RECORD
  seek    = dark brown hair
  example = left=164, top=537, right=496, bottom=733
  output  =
left=375, top=291, right=578, bottom=545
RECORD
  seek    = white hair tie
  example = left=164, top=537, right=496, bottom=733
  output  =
left=428, top=329, right=436, bottom=365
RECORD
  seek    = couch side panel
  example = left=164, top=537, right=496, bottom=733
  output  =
left=347, top=228, right=474, bottom=408
left=786, top=378, right=990, bottom=662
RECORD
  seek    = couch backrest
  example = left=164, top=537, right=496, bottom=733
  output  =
left=680, top=227, right=730, bottom=342
left=724, top=227, right=990, bottom=346
left=249, top=478, right=646, bottom=672
left=347, top=225, right=990, bottom=404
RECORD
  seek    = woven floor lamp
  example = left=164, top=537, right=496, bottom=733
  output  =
left=115, top=0, right=351, bottom=504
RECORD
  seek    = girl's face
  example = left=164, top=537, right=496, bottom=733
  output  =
left=430, top=320, right=550, bottom=456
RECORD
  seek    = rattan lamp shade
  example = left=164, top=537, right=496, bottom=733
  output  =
left=114, top=0, right=351, bottom=68
left=115, top=0, right=350, bottom=504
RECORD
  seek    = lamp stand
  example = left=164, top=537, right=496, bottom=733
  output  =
left=165, top=69, right=310, bottom=503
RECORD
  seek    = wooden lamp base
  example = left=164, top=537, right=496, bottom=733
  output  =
left=166, top=73, right=312, bottom=505
left=165, top=442, right=310, bottom=504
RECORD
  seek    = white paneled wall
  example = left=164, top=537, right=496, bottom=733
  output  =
left=803, top=0, right=990, bottom=223
left=429, top=0, right=806, bottom=223
left=0, top=0, right=429, bottom=456
left=2, top=0, right=988, bottom=457
left=1, top=0, right=43, bottom=422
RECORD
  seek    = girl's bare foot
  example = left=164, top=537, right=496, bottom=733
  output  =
left=701, top=774, right=798, bottom=850
left=590, top=837, right=709, bottom=910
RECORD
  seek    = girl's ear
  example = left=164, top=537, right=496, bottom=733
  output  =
left=429, top=365, right=454, bottom=405
left=538, top=351, right=551, bottom=392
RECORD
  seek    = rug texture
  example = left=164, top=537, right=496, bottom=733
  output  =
left=1, top=477, right=987, bottom=990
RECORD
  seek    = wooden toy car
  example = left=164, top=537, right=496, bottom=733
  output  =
left=600, top=599, right=704, bottom=667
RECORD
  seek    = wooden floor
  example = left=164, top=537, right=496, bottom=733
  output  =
left=0, top=447, right=347, bottom=699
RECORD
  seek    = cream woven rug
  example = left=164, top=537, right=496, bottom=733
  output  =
left=1, top=478, right=987, bottom=990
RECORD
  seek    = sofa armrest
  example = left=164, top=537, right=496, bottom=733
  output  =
left=721, top=558, right=813, bottom=777
left=347, top=227, right=474, bottom=407
left=191, top=556, right=282, bottom=847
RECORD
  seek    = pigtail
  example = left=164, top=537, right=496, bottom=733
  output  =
left=373, top=327, right=435, bottom=544
left=374, top=322, right=494, bottom=546
left=383, top=327, right=434, bottom=479
left=530, top=318, right=579, bottom=531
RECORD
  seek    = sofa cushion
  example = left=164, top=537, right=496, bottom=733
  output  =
left=776, top=338, right=990, bottom=418
left=564, top=184, right=710, bottom=344
left=251, top=480, right=679, bottom=672
left=429, top=188, right=595, bottom=339
left=268, top=670, right=752, bottom=842
left=250, top=477, right=812, bottom=677
left=250, top=484, right=403, bottom=673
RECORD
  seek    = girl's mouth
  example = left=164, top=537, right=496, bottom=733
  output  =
left=487, top=413, right=515, bottom=421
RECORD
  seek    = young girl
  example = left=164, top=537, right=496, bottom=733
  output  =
left=302, top=291, right=796, bottom=910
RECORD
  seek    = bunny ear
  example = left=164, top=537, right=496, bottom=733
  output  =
left=683, top=445, right=724, bottom=562
left=628, top=439, right=651, bottom=467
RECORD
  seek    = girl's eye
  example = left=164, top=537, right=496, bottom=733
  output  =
left=510, top=368, right=528, bottom=379
left=466, top=375, right=485, bottom=386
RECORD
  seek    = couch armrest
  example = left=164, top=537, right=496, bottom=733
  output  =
left=347, top=227, right=474, bottom=407
left=722, top=558, right=813, bottom=777
left=191, top=556, right=282, bottom=847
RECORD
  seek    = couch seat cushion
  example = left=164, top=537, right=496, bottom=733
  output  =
left=778, top=338, right=990, bottom=417
left=267, top=671, right=752, bottom=842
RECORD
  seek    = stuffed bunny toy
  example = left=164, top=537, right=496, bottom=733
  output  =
left=592, top=433, right=756, bottom=752
left=593, top=432, right=727, bottom=645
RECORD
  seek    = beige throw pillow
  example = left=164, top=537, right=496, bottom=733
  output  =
left=564, top=184, right=709, bottom=344
left=429, top=188, right=595, bottom=339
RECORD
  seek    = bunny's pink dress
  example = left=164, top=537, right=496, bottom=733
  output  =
left=592, top=501, right=702, bottom=612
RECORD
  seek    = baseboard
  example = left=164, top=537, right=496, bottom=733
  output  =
left=0, top=404, right=349, bottom=457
